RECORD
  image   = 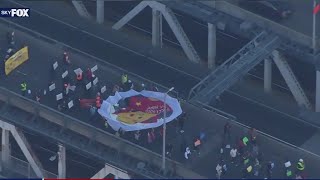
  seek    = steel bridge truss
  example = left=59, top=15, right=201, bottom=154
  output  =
left=188, top=31, right=281, bottom=104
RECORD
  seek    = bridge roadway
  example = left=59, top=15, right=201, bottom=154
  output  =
left=3, top=0, right=319, bottom=147
left=0, top=16, right=320, bottom=178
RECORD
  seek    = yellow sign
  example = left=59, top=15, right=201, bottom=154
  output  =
left=117, top=111, right=157, bottom=124
left=5, top=46, right=29, bottom=75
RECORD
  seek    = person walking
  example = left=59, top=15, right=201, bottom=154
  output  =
left=184, top=147, right=191, bottom=160
left=296, top=159, right=305, bottom=176
left=166, top=143, right=173, bottom=158
left=224, top=122, right=231, bottom=139
left=134, top=130, right=141, bottom=142
left=230, top=147, right=237, bottom=165
left=216, top=162, right=223, bottom=179
left=86, top=68, right=93, bottom=82
left=20, top=81, right=27, bottom=96
left=178, top=112, right=186, bottom=133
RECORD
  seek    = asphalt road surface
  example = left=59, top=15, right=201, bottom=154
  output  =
left=0, top=16, right=320, bottom=178
left=86, top=0, right=316, bottom=95
left=1, top=0, right=318, bottom=148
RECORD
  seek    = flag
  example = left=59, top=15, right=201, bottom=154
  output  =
left=314, top=3, right=320, bottom=14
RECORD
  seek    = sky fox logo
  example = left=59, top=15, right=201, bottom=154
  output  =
left=0, top=8, right=30, bottom=17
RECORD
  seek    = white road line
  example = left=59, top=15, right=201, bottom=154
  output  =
left=16, top=70, right=27, bottom=76
left=226, top=89, right=320, bottom=129
left=7, top=0, right=318, bottom=148
left=192, top=20, right=239, bottom=40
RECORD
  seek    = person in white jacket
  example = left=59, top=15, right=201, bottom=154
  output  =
left=184, top=147, right=191, bottom=159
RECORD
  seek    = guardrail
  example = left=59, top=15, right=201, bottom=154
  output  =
left=0, top=87, right=204, bottom=179
left=0, top=153, right=57, bottom=178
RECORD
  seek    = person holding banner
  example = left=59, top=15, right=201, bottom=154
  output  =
left=20, top=81, right=27, bottom=96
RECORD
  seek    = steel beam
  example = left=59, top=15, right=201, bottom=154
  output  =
left=112, top=1, right=148, bottom=30
left=71, top=0, right=91, bottom=20
left=58, top=144, right=66, bottom=178
left=96, top=0, right=104, bottom=24
left=316, top=70, right=320, bottom=112
left=264, top=58, right=272, bottom=93
left=272, top=50, right=312, bottom=110
left=91, top=163, right=130, bottom=179
left=208, top=23, right=216, bottom=69
left=152, top=9, right=161, bottom=47
left=1, top=130, right=10, bottom=165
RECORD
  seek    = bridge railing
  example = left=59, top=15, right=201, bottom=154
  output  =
left=0, top=153, right=57, bottom=178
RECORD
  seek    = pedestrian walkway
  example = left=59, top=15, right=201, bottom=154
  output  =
left=1, top=22, right=320, bottom=179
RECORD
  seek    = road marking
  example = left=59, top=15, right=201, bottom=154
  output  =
left=16, top=70, right=27, bottom=76
left=9, top=0, right=290, bottom=94
left=6, top=0, right=319, bottom=155
left=226, top=90, right=320, bottom=129
left=192, top=20, right=239, bottom=40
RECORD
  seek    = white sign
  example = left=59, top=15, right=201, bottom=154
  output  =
left=68, top=100, right=74, bottom=109
left=91, top=65, right=98, bottom=72
left=49, top=83, right=56, bottom=91
left=56, top=93, right=63, bottom=101
left=53, top=61, right=58, bottom=70
left=93, top=77, right=98, bottom=85
left=86, top=82, right=92, bottom=90
left=7, top=48, right=13, bottom=54
left=62, top=71, right=68, bottom=78
left=101, top=86, right=106, bottom=93
left=69, top=85, right=76, bottom=91
left=73, top=68, right=83, bottom=75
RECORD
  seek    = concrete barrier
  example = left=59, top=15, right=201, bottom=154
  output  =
left=200, top=1, right=317, bottom=48
left=0, top=87, right=204, bottom=179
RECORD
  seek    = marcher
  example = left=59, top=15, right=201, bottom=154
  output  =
left=224, top=122, right=231, bottom=139
left=121, top=74, right=128, bottom=85
left=134, top=130, right=141, bottom=141
left=150, top=128, right=156, bottom=141
left=89, top=105, right=97, bottom=117
left=249, top=128, right=258, bottom=143
left=20, top=81, right=27, bottom=96
left=96, top=92, right=101, bottom=108
left=7, top=31, right=14, bottom=45
left=216, top=162, right=222, bottom=179
left=178, top=112, right=186, bottom=133
left=62, top=51, right=70, bottom=65
left=193, top=137, right=201, bottom=155
left=35, top=89, right=41, bottom=103
left=76, top=71, right=83, bottom=81
left=266, top=161, right=274, bottom=179
left=166, top=143, right=173, bottom=157
left=284, top=160, right=293, bottom=178
left=253, top=158, right=261, bottom=177
left=147, top=131, right=153, bottom=144
left=184, top=147, right=191, bottom=160
left=86, top=68, right=93, bottom=82
left=230, top=147, right=237, bottom=164
left=296, top=159, right=305, bottom=176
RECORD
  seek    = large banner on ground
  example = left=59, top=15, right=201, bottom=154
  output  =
left=5, top=46, right=29, bottom=75
left=98, top=89, right=182, bottom=131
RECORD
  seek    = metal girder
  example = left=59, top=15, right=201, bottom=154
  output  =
left=91, top=163, right=130, bottom=179
left=271, top=50, right=312, bottom=110
left=58, top=145, right=66, bottom=178
left=71, top=0, right=92, bottom=20
left=0, top=120, right=44, bottom=178
left=112, top=1, right=201, bottom=63
left=188, top=31, right=281, bottom=104
left=0, top=107, right=165, bottom=179
left=112, top=1, right=149, bottom=30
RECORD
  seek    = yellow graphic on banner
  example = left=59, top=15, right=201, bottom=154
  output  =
left=117, top=111, right=157, bottom=124
left=5, top=46, right=29, bottom=75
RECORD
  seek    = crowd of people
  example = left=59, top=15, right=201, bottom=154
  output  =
left=3, top=31, right=309, bottom=179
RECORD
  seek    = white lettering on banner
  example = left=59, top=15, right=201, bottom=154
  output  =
left=91, top=65, right=98, bottom=72
left=145, top=105, right=171, bottom=114
left=62, top=70, right=68, bottom=78
left=68, top=100, right=74, bottom=109
left=93, top=77, right=98, bottom=85
left=86, top=82, right=92, bottom=90
left=53, top=61, right=58, bottom=70
left=49, top=83, right=56, bottom=91
left=56, top=93, right=63, bottom=101
left=101, top=86, right=106, bottom=93
left=73, top=68, right=83, bottom=75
